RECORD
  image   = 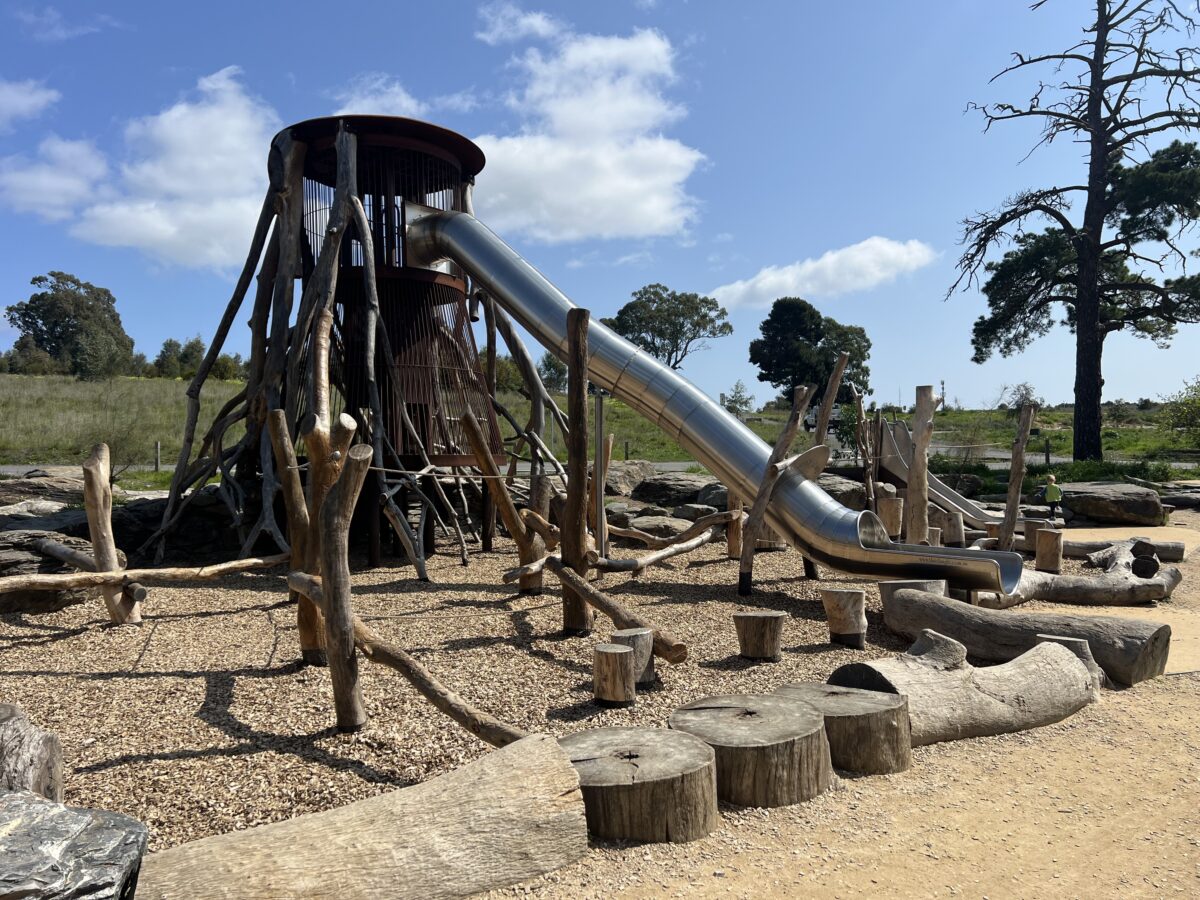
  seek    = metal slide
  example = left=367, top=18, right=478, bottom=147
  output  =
left=878, top=419, right=1003, bottom=530
left=408, top=210, right=1023, bottom=593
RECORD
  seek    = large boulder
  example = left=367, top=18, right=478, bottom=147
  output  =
left=630, top=472, right=717, bottom=507
left=938, top=473, right=984, bottom=499
left=673, top=503, right=718, bottom=522
left=817, top=473, right=868, bottom=511
left=0, top=790, right=147, bottom=900
left=628, top=515, right=693, bottom=539
left=697, top=482, right=729, bottom=508
left=0, top=529, right=106, bottom=614
left=1061, top=482, right=1163, bottom=526
left=0, top=475, right=124, bottom=506
left=592, top=460, right=657, bottom=496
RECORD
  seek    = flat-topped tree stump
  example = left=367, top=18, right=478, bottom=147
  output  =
left=734, top=610, right=787, bottom=661
left=1, top=703, right=63, bottom=801
left=819, top=588, right=867, bottom=649
left=559, top=727, right=718, bottom=844
left=774, top=683, right=911, bottom=775
left=611, top=627, right=655, bottom=685
left=593, top=643, right=636, bottom=708
left=669, top=694, right=832, bottom=807
left=828, top=630, right=1094, bottom=747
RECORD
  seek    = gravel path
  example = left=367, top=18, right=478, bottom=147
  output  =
left=3, top=519, right=1198, bottom=897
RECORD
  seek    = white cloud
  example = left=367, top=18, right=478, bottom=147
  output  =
left=0, top=135, right=107, bottom=220
left=12, top=6, right=116, bottom=41
left=476, top=2, right=563, bottom=45
left=473, top=24, right=703, bottom=243
left=66, top=67, right=280, bottom=268
left=333, top=73, right=428, bottom=117
left=711, top=237, right=938, bottom=308
left=0, top=78, right=60, bottom=131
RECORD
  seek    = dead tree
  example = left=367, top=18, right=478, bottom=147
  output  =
left=82, top=444, right=139, bottom=625
left=904, top=386, right=940, bottom=544
left=998, top=403, right=1035, bottom=551
left=811, top=351, right=849, bottom=446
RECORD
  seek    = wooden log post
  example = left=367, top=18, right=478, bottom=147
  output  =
left=812, top=351, right=850, bottom=447
left=904, top=386, right=940, bottom=545
left=593, top=643, right=636, bottom=708
left=828, top=629, right=1094, bottom=747
left=32, top=537, right=147, bottom=606
left=558, top=727, right=718, bottom=844
left=733, top=610, right=787, bottom=661
left=819, top=588, right=868, bottom=649
left=0, top=703, right=63, bottom=802
left=739, top=385, right=816, bottom=595
left=82, top=444, right=140, bottom=625
left=880, top=587, right=1171, bottom=685
left=669, top=694, right=833, bottom=807
left=611, top=627, right=655, bottom=685
left=1036, top=528, right=1064, bottom=574
left=1022, top=518, right=1046, bottom=553
left=774, top=683, right=911, bottom=775
left=944, top=511, right=966, bottom=548
left=320, top=444, right=373, bottom=733
left=877, top=496, right=904, bottom=539
left=726, top=492, right=743, bottom=559
left=481, top=295, right=498, bottom=553
left=927, top=526, right=942, bottom=547
left=998, top=403, right=1035, bottom=552
left=138, top=733, right=588, bottom=899
left=561, top=308, right=594, bottom=635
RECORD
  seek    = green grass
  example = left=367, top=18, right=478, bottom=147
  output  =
left=0, top=373, right=243, bottom=469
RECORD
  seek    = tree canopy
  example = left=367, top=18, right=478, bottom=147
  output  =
left=5, top=272, right=134, bottom=380
left=601, top=283, right=733, bottom=369
left=951, top=1, right=1200, bottom=460
left=748, top=297, right=871, bottom=404
left=537, top=351, right=567, bottom=394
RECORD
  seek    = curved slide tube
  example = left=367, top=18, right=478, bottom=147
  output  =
left=408, top=210, right=1023, bottom=593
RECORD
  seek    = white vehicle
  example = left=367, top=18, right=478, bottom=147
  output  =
left=804, top=403, right=841, bottom=431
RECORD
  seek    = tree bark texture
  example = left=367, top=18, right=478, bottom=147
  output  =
left=773, top=683, right=911, bottom=775
left=83, top=443, right=140, bottom=624
left=561, top=308, right=594, bottom=634
left=0, top=704, right=63, bottom=802
left=904, top=387, right=939, bottom=544
left=593, top=644, right=636, bottom=707
left=733, top=610, right=787, bottom=661
left=998, top=403, right=1035, bottom=551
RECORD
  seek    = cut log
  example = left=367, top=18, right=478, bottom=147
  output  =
left=812, top=351, right=849, bottom=447
left=727, top=492, right=743, bottom=559
left=733, top=610, right=787, bottom=661
left=926, top=526, right=942, bottom=547
left=558, top=726, right=718, bottom=844
left=904, top=386, right=940, bottom=544
left=0, top=553, right=290, bottom=594
left=1062, top=538, right=1185, bottom=563
left=819, top=588, right=867, bottom=649
left=828, top=629, right=1094, bottom=746
left=561, top=307, right=594, bottom=633
left=1035, top=528, right=1063, bottom=574
left=0, top=704, right=63, bottom=801
left=138, top=733, right=587, bottom=899
left=0, top=529, right=96, bottom=614
left=593, top=643, right=636, bottom=707
left=998, top=403, right=1035, bottom=551
left=773, top=683, right=911, bottom=775
left=881, top=587, right=1170, bottom=685
left=611, top=627, right=655, bottom=685
left=1, top=789, right=148, bottom=900
left=877, top=496, right=904, bottom=539
left=669, top=694, right=832, bottom=807
left=32, top=536, right=147, bottom=605
left=878, top=579, right=947, bottom=605
left=1036, top=634, right=1109, bottom=691
left=1022, top=518, right=1047, bottom=553
left=944, top=511, right=966, bottom=547
left=83, top=443, right=140, bottom=624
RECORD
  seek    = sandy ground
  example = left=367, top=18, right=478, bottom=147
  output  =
left=2, top=513, right=1199, bottom=898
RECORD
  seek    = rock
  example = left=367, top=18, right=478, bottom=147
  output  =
left=0, top=790, right=147, bottom=900
left=938, top=473, right=984, bottom=498
left=592, top=460, right=657, bottom=497
left=697, top=482, right=729, bottom=508
left=1161, top=492, right=1200, bottom=510
left=0, top=499, right=68, bottom=520
left=0, top=476, right=124, bottom=506
left=817, top=473, right=868, bottom=511
left=1061, top=482, right=1163, bottom=526
left=638, top=504, right=669, bottom=518
left=0, top=529, right=103, bottom=614
left=630, top=473, right=717, bottom=507
left=672, top=503, right=718, bottom=522
left=628, top=515, right=693, bottom=538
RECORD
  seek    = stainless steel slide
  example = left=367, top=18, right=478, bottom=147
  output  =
left=408, top=210, right=1023, bottom=593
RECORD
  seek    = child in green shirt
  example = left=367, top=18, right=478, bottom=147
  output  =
left=1043, top=475, right=1063, bottom=523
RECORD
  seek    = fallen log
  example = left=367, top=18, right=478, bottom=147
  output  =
left=774, top=683, right=911, bottom=775
left=32, top=537, right=147, bottom=604
left=607, top=508, right=742, bottom=550
left=881, top=587, right=1170, bottom=685
left=978, top=538, right=1182, bottom=608
left=0, top=704, right=62, bottom=801
left=543, top=557, right=687, bottom=663
left=0, top=553, right=290, bottom=594
left=587, top=529, right=715, bottom=573
left=1062, top=537, right=1186, bottom=563
left=138, top=733, right=586, bottom=899
left=289, top=573, right=526, bottom=748
left=828, top=629, right=1094, bottom=746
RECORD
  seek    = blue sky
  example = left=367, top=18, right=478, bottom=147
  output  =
left=2, top=0, right=1198, bottom=408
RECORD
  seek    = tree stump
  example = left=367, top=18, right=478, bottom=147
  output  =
left=669, top=694, right=832, bottom=807
left=1037, top=634, right=1108, bottom=691
left=1036, top=528, right=1063, bottom=573
left=774, top=683, right=911, bottom=775
left=0, top=704, right=63, bottom=801
left=877, top=496, right=904, bottom=539
left=1022, top=518, right=1047, bottom=553
left=558, top=727, right=718, bottom=843
left=610, top=627, right=655, bottom=685
left=593, top=644, right=636, bottom=707
left=926, top=527, right=942, bottom=547
left=733, top=610, right=787, bottom=661
left=819, top=589, right=867, bottom=649
left=878, top=579, right=947, bottom=605
left=944, top=511, right=966, bottom=547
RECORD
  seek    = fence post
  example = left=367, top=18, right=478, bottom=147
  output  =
left=155, top=441, right=161, bottom=472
